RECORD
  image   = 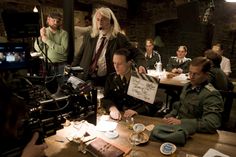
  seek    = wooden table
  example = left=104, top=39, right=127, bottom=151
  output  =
left=147, top=70, right=189, bottom=109
left=44, top=115, right=236, bottom=157
left=147, top=70, right=189, bottom=88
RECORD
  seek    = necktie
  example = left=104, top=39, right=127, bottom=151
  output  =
left=122, top=77, right=127, bottom=85
left=89, top=36, right=106, bottom=75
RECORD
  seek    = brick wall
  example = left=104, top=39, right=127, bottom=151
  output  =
left=0, top=0, right=236, bottom=77
left=124, top=0, right=236, bottom=77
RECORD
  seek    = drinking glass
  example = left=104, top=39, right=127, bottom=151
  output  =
left=129, top=132, right=146, bottom=157
left=97, top=87, right=104, bottom=108
left=129, top=136, right=140, bottom=157
left=125, top=117, right=134, bottom=130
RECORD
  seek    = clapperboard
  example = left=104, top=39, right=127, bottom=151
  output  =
left=127, top=71, right=159, bottom=104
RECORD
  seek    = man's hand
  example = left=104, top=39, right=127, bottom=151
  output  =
left=109, top=106, right=121, bottom=120
left=40, top=27, right=47, bottom=43
left=138, top=66, right=146, bottom=74
left=123, top=109, right=137, bottom=118
left=40, top=27, right=46, bottom=37
left=21, top=132, right=48, bottom=157
left=172, top=68, right=182, bottom=74
left=171, top=68, right=178, bottom=73
left=177, top=68, right=183, bottom=73
left=163, top=117, right=181, bottom=125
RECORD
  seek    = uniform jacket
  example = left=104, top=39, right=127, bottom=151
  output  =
left=166, top=82, right=224, bottom=133
left=145, top=50, right=161, bottom=69
left=102, top=72, right=159, bottom=116
left=166, top=56, right=191, bottom=73
left=73, top=32, right=146, bottom=80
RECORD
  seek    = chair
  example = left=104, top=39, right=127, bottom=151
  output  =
left=219, top=90, right=235, bottom=129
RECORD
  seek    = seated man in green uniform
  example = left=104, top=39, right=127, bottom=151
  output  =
left=164, top=57, right=224, bottom=133
left=102, top=48, right=161, bottom=120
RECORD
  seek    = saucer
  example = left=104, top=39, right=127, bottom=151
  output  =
left=160, top=142, right=176, bottom=155
left=133, top=123, right=145, bottom=133
left=129, top=132, right=149, bottom=145
left=104, top=130, right=119, bottom=139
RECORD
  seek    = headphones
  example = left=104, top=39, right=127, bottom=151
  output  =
left=110, top=14, right=114, bottom=25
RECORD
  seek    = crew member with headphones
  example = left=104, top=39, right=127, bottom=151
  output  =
left=72, top=7, right=146, bottom=87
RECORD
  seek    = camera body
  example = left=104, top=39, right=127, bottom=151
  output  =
left=1, top=77, right=97, bottom=157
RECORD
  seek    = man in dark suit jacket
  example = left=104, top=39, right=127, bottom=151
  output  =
left=166, top=45, right=191, bottom=74
left=72, top=7, right=146, bottom=86
left=102, top=48, right=161, bottom=120
left=145, top=38, right=162, bottom=69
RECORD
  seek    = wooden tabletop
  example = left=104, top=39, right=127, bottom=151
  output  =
left=44, top=115, right=236, bottom=157
left=147, top=70, right=189, bottom=87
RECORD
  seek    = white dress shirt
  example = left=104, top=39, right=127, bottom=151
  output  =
left=221, top=56, right=231, bottom=76
left=96, top=33, right=110, bottom=77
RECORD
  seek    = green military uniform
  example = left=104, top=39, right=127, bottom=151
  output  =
left=102, top=72, right=161, bottom=116
left=145, top=50, right=161, bottom=69
left=166, top=56, right=191, bottom=73
left=165, top=81, right=224, bottom=133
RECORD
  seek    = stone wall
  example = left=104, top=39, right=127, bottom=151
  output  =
left=124, top=0, right=236, bottom=77
left=0, top=0, right=236, bottom=77
left=0, top=1, right=89, bottom=47
left=211, top=1, right=236, bottom=77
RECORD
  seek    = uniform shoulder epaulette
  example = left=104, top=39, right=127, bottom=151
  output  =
left=171, top=56, right=177, bottom=59
left=153, top=50, right=159, bottom=55
left=204, top=84, right=216, bottom=92
left=186, top=58, right=192, bottom=61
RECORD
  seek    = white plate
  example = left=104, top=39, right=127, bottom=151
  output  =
left=104, top=130, right=119, bottom=139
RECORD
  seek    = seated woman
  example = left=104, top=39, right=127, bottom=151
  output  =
left=102, top=48, right=162, bottom=120
left=166, top=45, right=191, bottom=74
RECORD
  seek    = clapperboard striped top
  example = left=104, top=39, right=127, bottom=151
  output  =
left=131, top=71, right=159, bottom=84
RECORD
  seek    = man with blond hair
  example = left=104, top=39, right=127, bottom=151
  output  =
left=72, top=7, right=146, bottom=86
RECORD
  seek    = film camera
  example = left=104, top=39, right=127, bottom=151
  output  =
left=1, top=76, right=97, bottom=157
